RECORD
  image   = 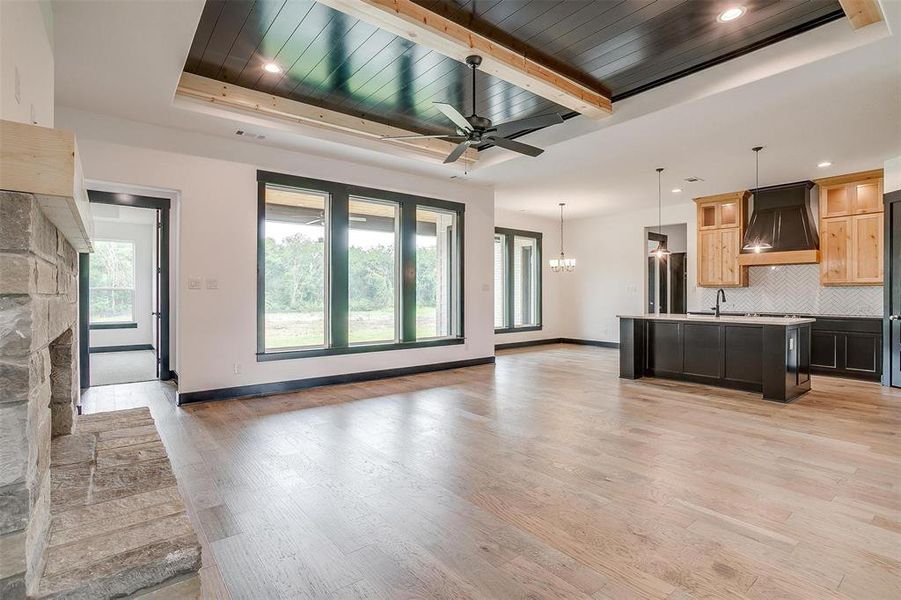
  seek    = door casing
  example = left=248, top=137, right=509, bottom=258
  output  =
left=79, top=191, right=172, bottom=387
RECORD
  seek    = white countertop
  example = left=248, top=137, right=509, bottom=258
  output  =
left=617, top=313, right=816, bottom=326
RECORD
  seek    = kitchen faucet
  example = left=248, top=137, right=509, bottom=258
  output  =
left=712, top=289, right=726, bottom=317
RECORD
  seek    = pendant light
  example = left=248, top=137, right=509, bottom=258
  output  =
left=651, top=167, right=671, bottom=259
left=743, top=145, right=773, bottom=253
left=549, top=202, right=575, bottom=272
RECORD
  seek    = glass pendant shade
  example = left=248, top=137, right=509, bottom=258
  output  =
left=650, top=167, right=670, bottom=258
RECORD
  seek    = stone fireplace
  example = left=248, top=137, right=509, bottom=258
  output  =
left=1, top=190, right=80, bottom=597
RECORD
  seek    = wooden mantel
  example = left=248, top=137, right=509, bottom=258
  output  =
left=0, top=120, right=93, bottom=251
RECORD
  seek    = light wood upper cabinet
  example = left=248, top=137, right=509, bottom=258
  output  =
left=698, top=230, right=722, bottom=286
left=821, top=218, right=851, bottom=283
left=694, top=191, right=749, bottom=288
left=852, top=212, right=883, bottom=283
left=816, top=170, right=883, bottom=286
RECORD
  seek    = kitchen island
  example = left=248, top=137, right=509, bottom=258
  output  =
left=618, top=313, right=814, bottom=402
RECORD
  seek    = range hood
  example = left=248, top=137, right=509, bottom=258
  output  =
left=738, top=180, right=819, bottom=266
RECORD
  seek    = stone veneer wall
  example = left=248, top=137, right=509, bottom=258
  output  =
left=1, top=191, right=80, bottom=598
left=699, top=264, right=884, bottom=316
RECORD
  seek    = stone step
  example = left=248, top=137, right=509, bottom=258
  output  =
left=37, top=407, right=202, bottom=599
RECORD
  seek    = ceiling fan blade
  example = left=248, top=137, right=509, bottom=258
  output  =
left=486, top=136, right=544, bottom=158
left=492, top=113, right=564, bottom=137
left=434, top=102, right=473, bottom=132
left=382, top=134, right=464, bottom=140
left=444, top=140, right=472, bottom=164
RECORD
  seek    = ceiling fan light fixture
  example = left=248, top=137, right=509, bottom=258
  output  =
left=717, top=6, right=746, bottom=22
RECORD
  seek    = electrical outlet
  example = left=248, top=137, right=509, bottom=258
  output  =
left=233, top=361, right=241, bottom=375
left=188, top=277, right=202, bottom=290
left=205, top=278, right=219, bottom=290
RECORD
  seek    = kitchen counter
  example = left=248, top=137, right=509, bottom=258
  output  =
left=619, top=314, right=813, bottom=402
left=618, top=313, right=815, bottom=326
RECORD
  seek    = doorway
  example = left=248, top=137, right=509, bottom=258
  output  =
left=79, top=191, right=171, bottom=387
left=886, top=189, right=901, bottom=388
left=646, top=224, right=688, bottom=314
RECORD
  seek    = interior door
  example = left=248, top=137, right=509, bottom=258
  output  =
left=154, top=209, right=162, bottom=378
left=888, top=192, right=901, bottom=387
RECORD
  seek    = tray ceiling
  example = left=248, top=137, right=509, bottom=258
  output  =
left=184, top=0, right=845, bottom=137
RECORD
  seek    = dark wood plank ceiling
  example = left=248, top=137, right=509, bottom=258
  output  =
left=184, top=0, right=844, bottom=137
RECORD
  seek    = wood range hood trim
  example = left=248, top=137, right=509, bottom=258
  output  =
left=737, top=249, right=820, bottom=266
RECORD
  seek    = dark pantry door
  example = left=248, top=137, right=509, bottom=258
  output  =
left=888, top=190, right=901, bottom=387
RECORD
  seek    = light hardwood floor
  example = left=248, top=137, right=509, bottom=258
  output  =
left=80, top=344, right=901, bottom=599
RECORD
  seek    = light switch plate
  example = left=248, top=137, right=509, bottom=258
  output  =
left=205, top=278, right=219, bottom=290
left=188, top=277, right=202, bottom=290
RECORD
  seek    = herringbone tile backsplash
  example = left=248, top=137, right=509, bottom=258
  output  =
left=699, top=264, right=883, bottom=316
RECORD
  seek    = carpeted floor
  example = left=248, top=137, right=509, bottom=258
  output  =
left=89, top=350, right=157, bottom=386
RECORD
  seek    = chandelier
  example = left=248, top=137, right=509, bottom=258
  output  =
left=549, top=202, right=575, bottom=272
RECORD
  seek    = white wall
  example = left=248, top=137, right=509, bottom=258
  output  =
left=886, top=156, right=901, bottom=193
left=57, top=107, right=495, bottom=394
left=559, top=201, right=702, bottom=343
left=0, top=0, right=54, bottom=126
left=493, top=209, right=563, bottom=345
left=89, top=220, right=155, bottom=348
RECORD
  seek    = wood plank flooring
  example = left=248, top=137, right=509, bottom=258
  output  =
left=80, top=344, right=901, bottom=599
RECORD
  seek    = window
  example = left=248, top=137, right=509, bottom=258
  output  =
left=348, top=198, right=398, bottom=344
left=416, top=208, right=458, bottom=339
left=90, top=240, right=136, bottom=323
left=262, top=186, right=328, bottom=351
left=494, top=228, right=542, bottom=333
left=257, top=171, right=464, bottom=360
left=494, top=233, right=507, bottom=328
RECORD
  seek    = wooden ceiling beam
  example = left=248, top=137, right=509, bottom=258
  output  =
left=838, top=0, right=884, bottom=29
left=175, top=72, right=477, bottom=164
left=315, top=0, right=612, bottom=120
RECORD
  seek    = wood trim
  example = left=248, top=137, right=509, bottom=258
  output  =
left=737, top=250, right=820, bottom=266
left=176, top=72, right=477, bottom=164
left=314, top=0, right=611, bottom=119
left=813, top=169, right=883, bottom=187
left=838, top=0, right=884, bottom=29
left=0, top=120, right=93, bottom=251
left=693, top=191, right=751, bottom=205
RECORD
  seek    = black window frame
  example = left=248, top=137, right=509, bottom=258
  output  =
left=257, top=170, right=465, bottom=361
left=494, top=227, right=543, bottom=334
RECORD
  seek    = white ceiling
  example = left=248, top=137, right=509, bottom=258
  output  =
left=52, top=1, right=901, bottom=220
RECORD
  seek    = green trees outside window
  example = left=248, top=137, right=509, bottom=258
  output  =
left=90, top=240, right=136, bottom=323
left=258, top=172, right=463, bottom=358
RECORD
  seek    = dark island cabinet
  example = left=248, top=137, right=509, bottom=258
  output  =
left=810, top=317, right=882, bottom=381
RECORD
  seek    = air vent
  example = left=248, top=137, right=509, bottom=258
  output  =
left=235, top=129, right=266, bottom=140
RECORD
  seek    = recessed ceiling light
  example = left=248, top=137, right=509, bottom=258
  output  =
left=717, top=6, right=746, bottom=22
left=671, top=188, right=683, bottom=193
left=263, top=62, right=282, bottom=74
left=817, top=161, right=832, bottom=168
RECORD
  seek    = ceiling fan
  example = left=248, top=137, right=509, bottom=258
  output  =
left=382, top=55, right=564, bottom=164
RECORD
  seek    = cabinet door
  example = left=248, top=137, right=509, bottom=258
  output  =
left=720, top=228, right=742, bottom=285
left=698, top=204, right=718, bottom=230
left=852, top=213, right=883, bottom=283
left=821, top=217, right=851, bottom=284
left=852, top=180, right=883, bottom=214
left=719, top=201, right=739, bottom=227
left=698, top=230, right=721, bottom=286
left=821, top=185, right=850, bottom=218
